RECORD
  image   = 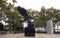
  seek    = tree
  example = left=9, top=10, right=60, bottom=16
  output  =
left=38, top=7, right=46, bottom=28
left=46, top=7, right=60, bottom=23
left=0, top=0, right=7, bottom=11
left=27, top=9, right=40, bottom=27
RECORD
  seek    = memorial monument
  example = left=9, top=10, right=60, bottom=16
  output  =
left=46, top=19, right=53, bottom=34
left=17, top=6, right=35, bottom=36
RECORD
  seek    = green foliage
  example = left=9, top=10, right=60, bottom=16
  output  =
left=0, top=0, right=60, bottom=30
left=34, top=19, right=40, bottom=27
left=27, top=7, right=60, bottom=28
left=0, top=0, right=23, bottom=31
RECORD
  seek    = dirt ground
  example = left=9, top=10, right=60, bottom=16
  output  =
left=0, top=33, right=60, bottom=38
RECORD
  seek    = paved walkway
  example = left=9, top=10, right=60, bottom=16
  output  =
left=0, top=33, right=60, bottom=38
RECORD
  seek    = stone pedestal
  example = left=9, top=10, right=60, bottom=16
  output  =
left=46, top=19, right=53, bottom=34
left=25, top=27, right=35, bottom=37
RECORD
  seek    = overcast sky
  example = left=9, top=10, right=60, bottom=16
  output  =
left=8, top=0, right=60, bottom=11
